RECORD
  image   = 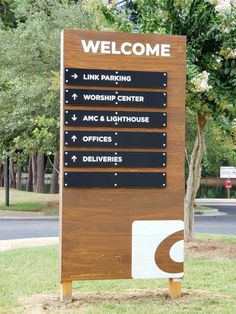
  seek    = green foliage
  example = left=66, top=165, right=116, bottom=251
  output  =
left=0, top=0, right=106, bottom=162
left=102, top=0, right=236, bottom=182
left=186, top=109, right=236, bottom=176
left=0, top=0, right=18, bottom=28
left=202, top=117, right=236, bottom=175
left=102, top=0, right=236, bottom=118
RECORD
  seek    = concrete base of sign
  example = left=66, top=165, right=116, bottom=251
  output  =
left=168, top=278, right=181, bottom=298
left=60, top=282, right=72, bottom=302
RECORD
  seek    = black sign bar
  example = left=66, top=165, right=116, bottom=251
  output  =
left=64, top=151, right=166, bottom=168
left=65, top=68, right=167, bottom=88
left=65, top=89, right=167, bottom=108
left=64, top=131, right=166, bottom=148
left=64, top=110, right=167, bottom=128
left=64, top=171, right=166, bottom=188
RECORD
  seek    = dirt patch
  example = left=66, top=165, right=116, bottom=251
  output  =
left=20, top=288, right=217, bottom=314
left=43, top=201, right=59, bottom=208
left=185, top=239, right=236, bottom=259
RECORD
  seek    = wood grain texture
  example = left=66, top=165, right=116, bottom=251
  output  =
left=155, top=230, right=184, bottom=273
left=168, top=279, right=182, bottom=299
left=60, top=30, right=185, bottom=282
left=60, top=282, right=72, bottom=302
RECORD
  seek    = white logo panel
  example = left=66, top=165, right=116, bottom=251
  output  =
left=132, top=220, right=184, bottom=279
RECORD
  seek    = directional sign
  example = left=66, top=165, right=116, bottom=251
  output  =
left=64, top=151, right=167, bottom=168
left=65, top=88, right=167, bottom=108
left=60, top=30, right=186, bottom=289
left=64, top=171, right=166, bottom=188
left=64, top=131, right=167, bottom=148
left=220, top=166, right=236, bottom=178
left=64, top=110, right=167, bottom=128
left=65, top=68, right=167, bottom=88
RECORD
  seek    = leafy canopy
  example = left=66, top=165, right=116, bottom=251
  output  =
left=0, top=0, right=105, bottom=162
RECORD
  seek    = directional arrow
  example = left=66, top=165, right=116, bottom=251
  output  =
left=71, top=73, right=78, bottom=79
left=71, top=135, right=77, bottom=142
left=71, top=155, right=77, bottom=163
left=72, top=93, right=78, bottom=100
left=71, top=114, right=77, bottom=121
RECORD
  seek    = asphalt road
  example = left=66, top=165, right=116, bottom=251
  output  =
left=0, top=217, right=59, bottom=240
left=0, top=205, right=235, bottom=240
left=194, top=205, right=236, bottom=235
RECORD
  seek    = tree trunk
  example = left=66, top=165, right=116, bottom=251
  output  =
left=0, top=165, right=3, bottom=187
left=32, top=153, right=37, bottom=192
left=184, top=113, right=207, bottom=241
left=26, top=156, right=33, bottom=192
left=36, top=152, right=45, bottom=193
left=9, top=158, right=16, bottom=188
left=50, top=152, right=59, bottom=194
left=16, top=163, right=23, bottom=190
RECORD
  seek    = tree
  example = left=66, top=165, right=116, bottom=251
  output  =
left=101, top=0, right=236, bottom=240
left=0, top=0, right=106, bottom=192
left=0, top=0, right=18, bottom=28
left=186, top=109, right=236, bottom=177
left=203, top=118, right=236, bottom=176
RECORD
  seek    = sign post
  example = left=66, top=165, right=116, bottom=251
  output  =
left=220, top=166, right=235, bottom=199
left=4, top=157, right=9, bottom=206
left=60, top=30, right=186, bottom=301
left=224, top=179, right=232, bottom=199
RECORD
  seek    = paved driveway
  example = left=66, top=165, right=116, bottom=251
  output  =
left=194, top=205, right=236, bottom=235
left=0, top=217, right=59, bottom=240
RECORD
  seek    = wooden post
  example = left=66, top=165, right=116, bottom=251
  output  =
left=4, top=157, right=10, bottom=206
left=60, top=282, right=72, bottom=302
left=168, top=278, right=181, bottom=298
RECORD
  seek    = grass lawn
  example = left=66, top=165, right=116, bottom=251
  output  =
left=0, top=188, right=59, bottom=215
left=195, top=232, right=236, bottom=243
left=0, top=234, right=236, bottom=313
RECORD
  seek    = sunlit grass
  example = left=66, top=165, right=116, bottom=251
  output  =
left=0, top=188, right=59, bottom=214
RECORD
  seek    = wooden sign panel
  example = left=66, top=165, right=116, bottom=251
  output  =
left=60, top=30, right=185, bottom=286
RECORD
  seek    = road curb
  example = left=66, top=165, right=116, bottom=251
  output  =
left=196, top=198, right=236, bottom=206
left=0, top=237, right=59, bottom=252
left=194, top=209, right=227, bottom=217
left=0, top=216, right=59, bottom=220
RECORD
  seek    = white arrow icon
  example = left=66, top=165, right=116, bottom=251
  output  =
left=72, top=93, right=78, bottom=100
left=71, top=135, right=77, bottom=142
left=71, top=73, right=78, bottom=79
left=71, top=155, right=77, bottom=162
left=71, top=114, right=77, bottom=121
